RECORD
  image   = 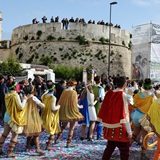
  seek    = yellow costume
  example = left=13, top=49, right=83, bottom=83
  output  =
left=41, top=94, right=60, bottom=135
left=5, top=91, right=26, bottom=134
left=146, top=98, right=160, bottom=160
left=58, top=89, right=84, bottom=121
left=23, top=96, right=42, bottom=136
left=134, top=92, right=154, bottom=114
left=148, top=99, right=160, bottom=136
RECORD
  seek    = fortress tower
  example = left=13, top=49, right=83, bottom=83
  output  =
left=0, top=12, right=2, bottom=40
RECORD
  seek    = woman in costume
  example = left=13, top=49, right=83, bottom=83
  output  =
left=130, top=78, right=155, bottom=160
left=0, top=81, right=27, bottom=157
left=79, top=84, right=97, bottom=141
left=78, top=86, right=90, bottom=140
left=86, top=84, right=97, bottom=140
left=55, top=79, right=84, bottom=147
left=41, top=80, right=61, bottom=150
left=23, top=85, right=45, bottom=155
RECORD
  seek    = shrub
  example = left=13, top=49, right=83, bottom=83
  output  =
left=75, top=35, right=88, bottom=45
left=59, top=47, right=63, bottom=51
left=128, top=41, right=132, bottom=50
left=26, top=55, right=34, bottom=63
left=122, top=40, right=125, bottom=46
left=40, top=56, right=52, bottom=66
left=23, top=35, right=28, bottom=41
left=0, top=53, right=24, bottom=76
left=18, top=53, right=23, bottom=60
left=47, top=35, right=56, bottom=41
left=53, top=65, right=83, bottom=81
left=53, top=57, right=57, bottom=61
left=37, top=30, right=42, bottom=37
left=99, top=37, right=109, bottom=44
left=15, top=47, right=19, bottom=55
left=58, top=37, right=65, bottom=41
left=31, top=36, right=35, bottom=40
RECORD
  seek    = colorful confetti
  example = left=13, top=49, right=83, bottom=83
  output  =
left=0, top=121, right=156, bottom=160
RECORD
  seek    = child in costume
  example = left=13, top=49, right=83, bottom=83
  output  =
left=55, top=79, right=84, bottom=147
left=0, top=81, right=27, bottom=157
left=97, top=76, right=132, bottom=160
left=23, top=85, right=45, bottom=155
left=41, top=80, right=61, bottom=150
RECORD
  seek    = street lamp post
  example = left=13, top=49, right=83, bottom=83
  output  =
left=108, top=2, right=117, bottom=76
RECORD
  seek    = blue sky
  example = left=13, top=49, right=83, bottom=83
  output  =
left=1, top=0, right=160, bottom=40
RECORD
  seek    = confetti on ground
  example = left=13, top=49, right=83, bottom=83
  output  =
left=0, top=120, right=156, bottom=160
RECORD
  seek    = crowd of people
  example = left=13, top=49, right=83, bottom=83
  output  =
left=0, top=73, right=160, bottom=159
left=32, top=16, right=121, bottom=29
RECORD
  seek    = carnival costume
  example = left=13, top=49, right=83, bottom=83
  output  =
left=78, top=91, right=90, bottom=127
left=58, top=88, right=84, bottom=122
left=41, top=89, right=61, bottom=150
left=23, top=94, right=45, bottom=155
left=147, top=91, right=160, bottom=160
left=98, top=88, right=132, bottom=160
left=56, top=85, right=84, bottom=147
left=92, top=84, right=105, bottom=139
left=0, top=82, right=27, bottom=157
left=131, top=82, right=155, bottom=160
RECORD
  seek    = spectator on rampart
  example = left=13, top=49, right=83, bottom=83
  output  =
left=75, top=18, right=79, bottom=22
left=55, top=16, right=59, bottom=22
left=105, top=22, right=109, bottom=26
left=88, top=20, right=92, bottom=24
left=50, top=16, right=54, bottom=23
left=62, top=18, right=69, bottom=30
left=100, top=20, right=105, bottom=25
left=32, top=18, right=39, bottom=24
left=42, top=16, right=47, bottom=23
left=69, top=17, right=74, bottom=23
left=97, top=21, right=101, bottom=24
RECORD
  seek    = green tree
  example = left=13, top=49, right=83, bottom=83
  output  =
left=86, top=64, right=93, bottom=81
left=0, top=53, right=24, bottom=76
left=53, top=65, right=83, bottom=81
left=40, top=56, right=52, bottom=66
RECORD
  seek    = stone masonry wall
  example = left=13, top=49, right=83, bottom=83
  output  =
left=8, top=22, right=131, bottom=77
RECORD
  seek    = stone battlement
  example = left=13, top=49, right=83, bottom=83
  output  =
left=11, top=22, right=130, bottom=46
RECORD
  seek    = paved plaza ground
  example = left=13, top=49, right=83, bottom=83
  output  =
left=0, top=121, right=156, bottom=160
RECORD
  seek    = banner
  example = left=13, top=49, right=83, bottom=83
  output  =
left=151, top=43, right=160, bottom=63
left=132, top=43, right=150, bottom=80
left=132, top=24, right=151, bottom=45
left=150, top=62, right=160, bottom=82
left=151, top=24, right=160, bottom=43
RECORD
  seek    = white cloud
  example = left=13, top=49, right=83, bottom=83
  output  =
left=132, top=0, right=151, bottom=6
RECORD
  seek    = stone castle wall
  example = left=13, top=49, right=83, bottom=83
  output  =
left=8, top=22, right=131, bottom=77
